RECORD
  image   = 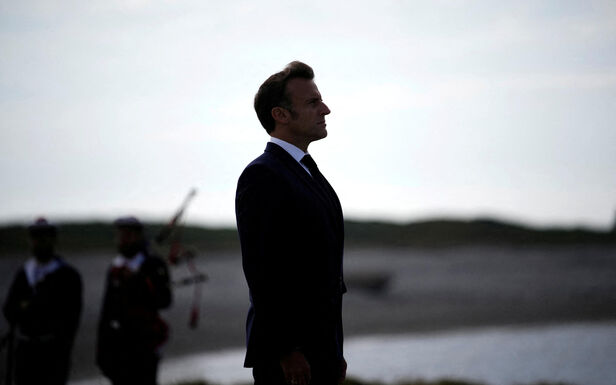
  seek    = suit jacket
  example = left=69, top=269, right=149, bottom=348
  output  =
left=236, top=142, right=346, bottom=368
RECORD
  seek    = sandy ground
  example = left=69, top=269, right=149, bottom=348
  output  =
left=1, top=244, right=615, bottom=381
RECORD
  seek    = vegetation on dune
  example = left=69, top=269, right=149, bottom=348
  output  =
left=0, top=222, right=238, bottom=255
left=344, top=218, right=615, bottom=248
left=1, top=218, right=614, bottom=256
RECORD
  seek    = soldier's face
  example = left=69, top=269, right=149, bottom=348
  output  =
left=115, top=228, right=142, bottom=258
left=30, top=234, right=55, bottom=262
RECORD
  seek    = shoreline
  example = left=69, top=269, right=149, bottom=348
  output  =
left=70, top=317, right=616, bottom=382
left=2, top=245, right=615, bottom=382
left=70, top=320, right=616, bottom=385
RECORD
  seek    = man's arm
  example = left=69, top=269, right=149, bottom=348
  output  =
left=236, top=164, right=310, bottom=357
left=149, top=257, right=172, bottom=310
left=280, top=350, right=311, bottom=385
left=339, top=357, right=347, bottom=384
left=2, top=270, right=26, bottom=327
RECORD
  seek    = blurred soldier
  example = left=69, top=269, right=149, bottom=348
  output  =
left=3, top=218, right=83, bottom=385
left=96, top=216, right=172, bottom=385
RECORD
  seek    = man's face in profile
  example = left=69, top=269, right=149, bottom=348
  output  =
left=285, top=78, right=331, bottom=145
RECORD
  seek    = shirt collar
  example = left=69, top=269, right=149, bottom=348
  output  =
left=24, top=257, right=62, bottom=287
left=270, top=137, right=308, bottom=163
left=112, top=252, right=146, bottom=272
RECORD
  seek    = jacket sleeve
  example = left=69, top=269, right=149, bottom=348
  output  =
left=2, top=270, right=26, bottom=327
left=143, top=257, right=172, bottom=310
left=236, top=164, right=311, bottom=357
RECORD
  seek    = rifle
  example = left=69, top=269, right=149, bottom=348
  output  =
left=155, top=188, right=207, bottom=329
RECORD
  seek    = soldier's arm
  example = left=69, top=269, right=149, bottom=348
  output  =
left=147, top=258, right=172, bottom=310
left=2, top=270, right=26, bottom=327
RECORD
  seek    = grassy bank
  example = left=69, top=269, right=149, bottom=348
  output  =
left=1, top=218, right=614, bottom=256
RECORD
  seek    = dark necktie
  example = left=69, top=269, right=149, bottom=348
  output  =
left=301, top=155, right=343, bottom=241
left=301, top=154, right=325, bottom=183
left=301, top=154, right=335, bottom=203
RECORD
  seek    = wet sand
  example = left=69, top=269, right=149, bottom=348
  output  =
left=1, top=244, right=615, bottom=381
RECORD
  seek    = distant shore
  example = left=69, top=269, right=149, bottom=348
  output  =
left=1, top=217, right=615, bottom=256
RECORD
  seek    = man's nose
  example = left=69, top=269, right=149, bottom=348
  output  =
left=321, top=102, right=331, bottom=115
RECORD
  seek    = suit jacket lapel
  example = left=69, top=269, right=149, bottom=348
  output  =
left=265, top=143, right=345, bottom=261
left=265, top=143, right=338, bottom=219
left=321, top=175, right=344, bottom=237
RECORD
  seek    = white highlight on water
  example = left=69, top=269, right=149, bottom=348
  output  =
left=72, top=322, right=616, bottom=385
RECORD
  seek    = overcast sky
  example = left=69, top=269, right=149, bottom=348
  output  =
left=1, top=0, right=615, bottom=229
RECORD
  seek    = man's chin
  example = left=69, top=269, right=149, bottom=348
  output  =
left=308, top=129, right=327, bottom=144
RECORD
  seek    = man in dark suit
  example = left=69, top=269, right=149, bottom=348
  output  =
left=236, top=61, right=347, bottom=385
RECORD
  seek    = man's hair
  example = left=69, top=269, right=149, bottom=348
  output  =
left=254, top=61, right=314, bottom=133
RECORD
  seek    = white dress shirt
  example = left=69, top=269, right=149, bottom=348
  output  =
left=269, top=137, right=312, bottom=176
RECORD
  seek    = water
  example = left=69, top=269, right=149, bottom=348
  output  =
left=71, top=322, right=616, bottom=385
left=2, top=245, right=615, bottom=382
left=343, top=323, right=616, bottom=385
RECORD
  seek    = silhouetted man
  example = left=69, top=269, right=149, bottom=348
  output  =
left=96, top=217, right=171, bottom=385
left=236, top=61, right=347, bottom=385
left=3, top=218, right=82, bottom=385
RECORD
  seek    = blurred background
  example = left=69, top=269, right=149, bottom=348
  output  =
left=1, top=1, right=615, bottom=385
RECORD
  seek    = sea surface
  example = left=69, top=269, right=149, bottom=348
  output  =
left=71, top=322, right=616, bottom=385
left=1, top=245, right=615, bottom=383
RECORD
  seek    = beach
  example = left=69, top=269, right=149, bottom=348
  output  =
left=1, top=244, right=615, bottom=383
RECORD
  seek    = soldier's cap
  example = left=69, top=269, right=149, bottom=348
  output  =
left=27, top=217, right=57, bottom=237
left=113, top=216, right=144, bottom=230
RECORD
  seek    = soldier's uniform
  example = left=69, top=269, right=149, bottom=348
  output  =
left=96, top=217, right=171, bottom=385
left=2, top=218, right=82, bottom=385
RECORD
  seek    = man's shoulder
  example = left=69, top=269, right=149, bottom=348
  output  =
left=239, top=151, right=285, bottom=181
left=237, top=144, right=303, bottom=197
left=242, top=142, right=295, bottom=170
left=245, top=148, right=280, bottom=168
left=52, top=259, right=82, bottom=288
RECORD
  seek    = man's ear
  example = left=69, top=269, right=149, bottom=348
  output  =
left=271, top=106, right=290, bottom=124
